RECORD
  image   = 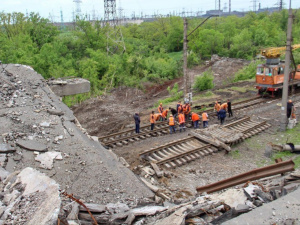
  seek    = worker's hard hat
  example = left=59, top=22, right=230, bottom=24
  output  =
left=170, top=114, right=173, bottom=117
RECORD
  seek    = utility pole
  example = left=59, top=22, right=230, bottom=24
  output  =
left=280, top=0, right=293, bottom=131
left=229, top=0, right=231, bottom=14
left=183, top=18, right=188, bottom=102
left=183, top=15, right=219, bottom=103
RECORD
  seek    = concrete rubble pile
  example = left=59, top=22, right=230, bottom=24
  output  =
left=0, top=167, right=61, bottom=224
left=57, top=170, right=300, bottom=224
left=0, top=64, right=153, bottom=210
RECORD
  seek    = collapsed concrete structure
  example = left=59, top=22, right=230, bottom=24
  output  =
left=0, top=64, right=153, bottom=206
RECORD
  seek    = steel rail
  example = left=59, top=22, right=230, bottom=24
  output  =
left=196, top=160, right=295, bottom=194
left=98, top=121, right=168, bottom=141
left=139, top=136, right=195, bottom=158
left=156, top=144, right=212, bottom=166
left=101, top=126, right=170, bottom=146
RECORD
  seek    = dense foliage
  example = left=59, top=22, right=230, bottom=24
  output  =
left=0, top=10, right=300, bottom=105
left=193, top=70, right=214, bottom=91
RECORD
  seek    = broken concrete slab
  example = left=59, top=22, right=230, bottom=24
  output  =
left=67, top=202, right=80, bottom=220
left=2, top=167, right=61, bottom=224
left=0, top=144, right=16, bottom=153
left=106, top=202, right=130, bottom=214
left=16, top=140, right=47, bottom=152
left=155, top=206, right=190, bottom=225
left=47, top=109, right=64, bottom=116
left=210, top=189, right=247, bottom=208
left=0, top=167, right=10, bottom=181
left=282, top=183, right=300, bottom=196
left=79, top=203, right=106, bottom=213
left=49, top=78, right=90, bottom=97
left=35, top=152, right=63, bottom=169
left=235, top=204, right=250, bottom=213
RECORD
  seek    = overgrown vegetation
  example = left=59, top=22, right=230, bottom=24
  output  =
left=233, top=60, right=264, bottom=82
left=1, top=10, right=300, bottom=105
left=193, top=70, right=214, bottom=91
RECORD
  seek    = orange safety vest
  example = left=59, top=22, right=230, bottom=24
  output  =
left=202, top=112, right=208, bottom=121
left=162, top=110, right=168, bottom=118
left=158, top=106, right=163, bottom=113
left=183, top=104, right=190, bottom=114
left=150, top=114, right=155, bottom=124
left=178, top=113, right=185, bottom=124
left=169, top=116, right=175, bottom=126
left=215, top=103, right=221, bottom=112
left=178, top=105, right=183, bottom=113
left=154, top=113, right=161, bottom=121
left=221, top=103, right=228, bottom=110
left=191, top=113, right=200, bottom=122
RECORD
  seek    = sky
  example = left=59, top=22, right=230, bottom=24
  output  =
left=1, top=0, right=300, bottom=22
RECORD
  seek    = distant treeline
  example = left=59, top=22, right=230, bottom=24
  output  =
left=0, top=11, right=299, bottom=105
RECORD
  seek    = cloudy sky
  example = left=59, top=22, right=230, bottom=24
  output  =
left=1, top=0, right=300, bottom=22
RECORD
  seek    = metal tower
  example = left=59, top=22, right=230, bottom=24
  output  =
left=73, top=0, right=82, bottom=18
left=279, top=0, right=283, bottom=10
left=229, top=0, right=231, bottom=14
left=104, top=0, right=126, bottom=54
left=60, top=9, right=65, bottom=30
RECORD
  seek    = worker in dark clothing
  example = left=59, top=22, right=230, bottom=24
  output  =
left=227, top=99, right=233, bottom=117
left=287, top=100, right=294, bottom=119
left=219, top=108, right=226, bottom=125
left=133, top=112, right=140, bottom=133
left=169, top=107, right=177, bottom=118
left=150, top=111, right=155, bottom=130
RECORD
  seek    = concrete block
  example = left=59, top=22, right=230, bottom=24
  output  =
left=49, top=78, right=90, bottom=97
left=282, top=183, right=300, bottom=196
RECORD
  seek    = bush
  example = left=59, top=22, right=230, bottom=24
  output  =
left=233, top=60, right=263, bottom=82
left=193, top=70, right=214, bottom=91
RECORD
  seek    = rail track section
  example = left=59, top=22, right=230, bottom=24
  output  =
left=224, top=116, right=271, bottom=141
left=206, top=97, right=267, bottom=117
left=99, top=121, right=170, bottom=148
left=140, top=116, right=270, bottom=169
left=139, top=136, right=219, bottom=169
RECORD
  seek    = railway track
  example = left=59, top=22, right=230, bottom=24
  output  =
left=99, top=96, right=273, bottom=149
left=139, top=136, right=218, bottom=169
left=205, top=96, right=267, bottom=117
left=99, top=121, right=170, bottom=148
left=140, top=116, right=270, bottom=169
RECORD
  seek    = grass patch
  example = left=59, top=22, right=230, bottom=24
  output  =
left=272, top=151, right=300, bottom=169
left=229, top=150, right=241, bottom=159
left=230, top=86, right=255, bottom=93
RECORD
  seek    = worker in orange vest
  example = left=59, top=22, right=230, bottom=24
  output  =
left=183, top=103, right=191, bottom=120
left=158, top=103, right=164, bottom=121
left=150, top=111, right=156, bottom=130
left=214, top=101, right=221, bottom=120
left=168, top=114, right=176, bottom=134
left=154, top=113, right=162, bottom=122
left=202, top=111, right=208, bottom=128
left=221, top=102, right=228, bottom=110
left=161, top=109, right=169, bottom=121
left=191, top=112, right=200, bottom=129
left=178, top=112, right=186, bottom=132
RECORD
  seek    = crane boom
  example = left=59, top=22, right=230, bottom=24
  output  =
left=261, top=44, right=300, bottom=58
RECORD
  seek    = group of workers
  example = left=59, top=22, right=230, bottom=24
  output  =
left=134, top=98, right=297, bottom=134
left=134, top=100, right=233, bottom=134
left=151, top=102, right=209, bottom=134
left=213, top=99, right=233, bottom=125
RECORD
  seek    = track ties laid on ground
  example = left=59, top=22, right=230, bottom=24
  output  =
left=139, top=136, right=218, bottom=169
left=99, top=122, right=170, bottom=148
